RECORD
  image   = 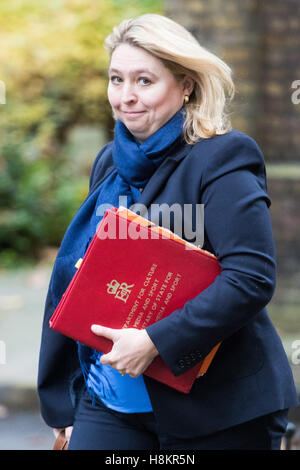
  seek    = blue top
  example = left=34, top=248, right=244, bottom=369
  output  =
left=87, top=355, right=153, bottom=412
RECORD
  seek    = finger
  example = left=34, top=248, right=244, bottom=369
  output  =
left=91, top=325, right=119, bottom=342
left=100, top=352, right=116, bottom=366
left=129, top=372, right=139, bottom=378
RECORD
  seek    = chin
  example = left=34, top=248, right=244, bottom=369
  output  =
left=126, top=123, right=146, bottom=134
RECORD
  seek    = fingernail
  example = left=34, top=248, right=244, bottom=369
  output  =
left=91, top=324, right=100, bottom=332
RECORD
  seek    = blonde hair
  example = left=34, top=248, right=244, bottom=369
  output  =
left=104, top=14, right=235, bottom=145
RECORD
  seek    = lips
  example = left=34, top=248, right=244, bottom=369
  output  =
left=123, top=111, right=145, bottom=115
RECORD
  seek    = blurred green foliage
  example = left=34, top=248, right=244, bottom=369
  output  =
left=0, top=139, right=88, bottom=268
left=0, top=0, right=163, bottom=267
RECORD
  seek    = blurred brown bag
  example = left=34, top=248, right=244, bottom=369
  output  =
left=53, top=430, right=69, bottom=450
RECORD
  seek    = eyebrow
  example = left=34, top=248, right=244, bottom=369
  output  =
left=108, top=67, right=158, bottom=78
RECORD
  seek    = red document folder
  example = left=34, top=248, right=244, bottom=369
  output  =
left=50, top=207, right=222, bottom=393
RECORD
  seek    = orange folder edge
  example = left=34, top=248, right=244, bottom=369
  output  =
left=116, top=206, right=217, bottom=259
left=196, top=342, right=221, bottom=377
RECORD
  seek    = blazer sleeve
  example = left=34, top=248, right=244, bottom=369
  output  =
left=146, top=132, right=277, bottom=376
left=37, top=284, right=82, bottom=428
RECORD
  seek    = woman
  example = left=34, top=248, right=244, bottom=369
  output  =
left=38, top=14, right=298, bottom=450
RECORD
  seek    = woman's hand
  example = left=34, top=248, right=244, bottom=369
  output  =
left=91, top=325, right=159, bottom=378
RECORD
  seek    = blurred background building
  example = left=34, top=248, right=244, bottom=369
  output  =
left=0, top=0, right=299, bottom=449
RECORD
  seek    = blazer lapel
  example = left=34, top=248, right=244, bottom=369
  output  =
left=136, top=144, right=189, bottom=214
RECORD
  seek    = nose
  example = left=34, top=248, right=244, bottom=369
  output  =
left=121, top=82, right=138, bottom=105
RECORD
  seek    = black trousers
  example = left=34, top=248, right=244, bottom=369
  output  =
left=68, top=388, right=288, bottom=450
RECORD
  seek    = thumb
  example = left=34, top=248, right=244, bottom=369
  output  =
left=91, top=324, right=119, bottom=342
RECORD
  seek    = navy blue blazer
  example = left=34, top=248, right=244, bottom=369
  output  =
left=37, top=129, right=298, bottom=438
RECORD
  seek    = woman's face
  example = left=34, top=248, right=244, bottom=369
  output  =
left=108, top=43, right=193, bottom=142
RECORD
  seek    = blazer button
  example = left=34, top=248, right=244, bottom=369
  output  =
left=178, top=359, right=185, bottom=369
left=195, top=350, right=202, bottom=359
left=190, top=352, right=197, bottom=362
left=184, top=356, right=191, bottom=365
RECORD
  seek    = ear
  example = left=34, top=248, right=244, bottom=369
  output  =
left=182, top=75, right=195, bottom=96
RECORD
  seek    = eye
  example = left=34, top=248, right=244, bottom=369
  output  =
left=139, top=77, right=151, bottom=85
left=110, top=75, right=122, bottom=84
